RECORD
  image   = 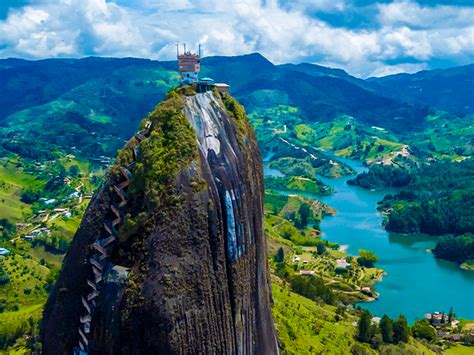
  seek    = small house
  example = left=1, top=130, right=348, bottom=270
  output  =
left=69, top=192, right=80, bottom=199
left=292, top=256, right=301, bottom=263
left=371, top=317, right=381, bottom=325
left=215, top=83, right=230, bottom=94
left=336, top=258, right=350, bottom=269
left=451, top=319, right=460, bottom=327
left=0, top=248, right=10, bottom=256
left=299, top=270, right=315, bottom=276
left=196, top=77, right=215, bottom=93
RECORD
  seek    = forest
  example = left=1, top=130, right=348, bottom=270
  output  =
left=347, top=164, right=413, bottom=189
left=380, top=159, right=473, bottom=235
left=432, top=234, right=474, bottom=264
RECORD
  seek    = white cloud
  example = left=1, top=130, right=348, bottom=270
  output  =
left=368, top=62, right=427, bottom=77
left=282, top=0, right=347, bottom=13
left=377, top=0, right=474, bottom=29
left=0, top=0, right=473, bottom=77
left=0, top=0, right=148, bottom=58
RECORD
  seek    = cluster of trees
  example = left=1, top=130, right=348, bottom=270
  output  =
left=20, top=188, right=42, bottom=204
left=2, top=141, right=54, bottom=160
left=411, top=319, right=437, bottom=341
left=32, top=234, right=70, bottom=254
left=358, top=312, right=410, bottom=348
left=348, top=164, right=413, bottom=189
left=290, top=275, right=336, bottom=305
left=385, top=198, right=473, bottom=236
left=295, top=203, right=311, bottom=229
left=0, top=265, right=10, bottom=286
left=272, top=248, right=336, bottom=305
left=371, top=160, right=474, bottom=239
left=274, top=247, right=285, bottom=263
left=357, top=250, right=378, bottom=268
left=0, top=219, right=16, bottom=238
left=432, top=233, right=474, bottom=264
left=21, top=165, right=77, bottom=205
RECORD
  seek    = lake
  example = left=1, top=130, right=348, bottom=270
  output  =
left=265, top=155, right=474, bottom=322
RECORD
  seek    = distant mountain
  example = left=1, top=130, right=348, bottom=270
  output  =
left=368, top=64, right=474, bottom=116
left=278, top=62, right=372, bottom=90
left=3, top=54, right=472, bottom=160
left=197, top=53, right=429, bottom=132
left=0, top=57, right=178, bottom=157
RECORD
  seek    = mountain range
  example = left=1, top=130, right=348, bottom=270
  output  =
left=0, top=53, right=472, bottom=159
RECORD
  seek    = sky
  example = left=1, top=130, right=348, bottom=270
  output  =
left=0, top=0, right=473, bottom=78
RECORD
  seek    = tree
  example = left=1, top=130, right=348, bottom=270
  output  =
left=357, top=250, right=379, bottom=268
left=357, top=311, right=373, bottom=343
left=393, top=315, right=409, bottom=343
left=371, top=333, right=384, bottom=349
left=296, top=203, right=310, bottom=229
left=379, top=314, right=394, bottom=343
left=69, top=165, right=80, bottom=177
left=316, top=243, right=326, bottom=255
left=411, top=319, right=436, bottom=342
left=0, top=266, right=10, bottom=286
left=274, top=247, right=284, bottom=263
left=448, top=306, right=455, bottom=324
left=20, top=188, right=41, bottom=204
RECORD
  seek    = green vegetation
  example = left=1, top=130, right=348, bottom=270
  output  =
left=271, top=282, right=361, bottom=354
left=380, top=315, right=394, bottom=343
left=268, top=155, right=353, bottom=179
left=349, top=159, right=474, bottom=266
left=379, top=159, right=473, bottom=236
left=264, top=191, right=335, bottom=230
left=357, top=250, right=379, bottom=268
left=0, top=304, right=42, bottom=351
left=0, top=153, right=101, bottom=352
left=348, top=164, right=413, bottom=189
left=268, top=208, right=434, bottom=353
left=356, top=312, right=412, bottom=349
left=432, top=234, right=474, bottom=265
left=124, top=87, right=198, bottom=213
left=265, top=189, right=384, bottom=305
left=306, top=118, right=407, bottom=164
left=1, top=56, right=473, bottom=352
left=411, top=319, right=436, bottom=341
left=265, top=175, right=332, bottom=195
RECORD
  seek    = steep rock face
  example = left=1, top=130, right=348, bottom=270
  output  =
left=41, top=88, right=278, bottom=354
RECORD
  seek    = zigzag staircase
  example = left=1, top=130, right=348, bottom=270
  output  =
left=74, top=121, right=151, bottom=354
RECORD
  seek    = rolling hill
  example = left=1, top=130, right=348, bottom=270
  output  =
left=368, top=64, right=474, bottom=116
left=0, top=54, right=471, bottom=161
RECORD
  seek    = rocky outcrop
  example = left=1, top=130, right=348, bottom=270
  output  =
left=41, top=87, right=278, bottom=354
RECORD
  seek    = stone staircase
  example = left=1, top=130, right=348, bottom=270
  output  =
left=74, top=121, right=151, bottom=354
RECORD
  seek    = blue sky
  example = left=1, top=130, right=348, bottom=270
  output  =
left=1, top=0, right=473, bottom=77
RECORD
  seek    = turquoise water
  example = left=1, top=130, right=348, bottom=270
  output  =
left=265, top=156, right=474, bottom=322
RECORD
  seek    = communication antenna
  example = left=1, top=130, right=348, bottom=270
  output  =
left=183, top=43, right=186, bottom=54
left=198, top=43, right=202, bottom=57
left=175, top=43, right=179, bottom=57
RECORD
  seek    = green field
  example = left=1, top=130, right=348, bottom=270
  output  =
left=0, top=162, right=43, bottom=222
